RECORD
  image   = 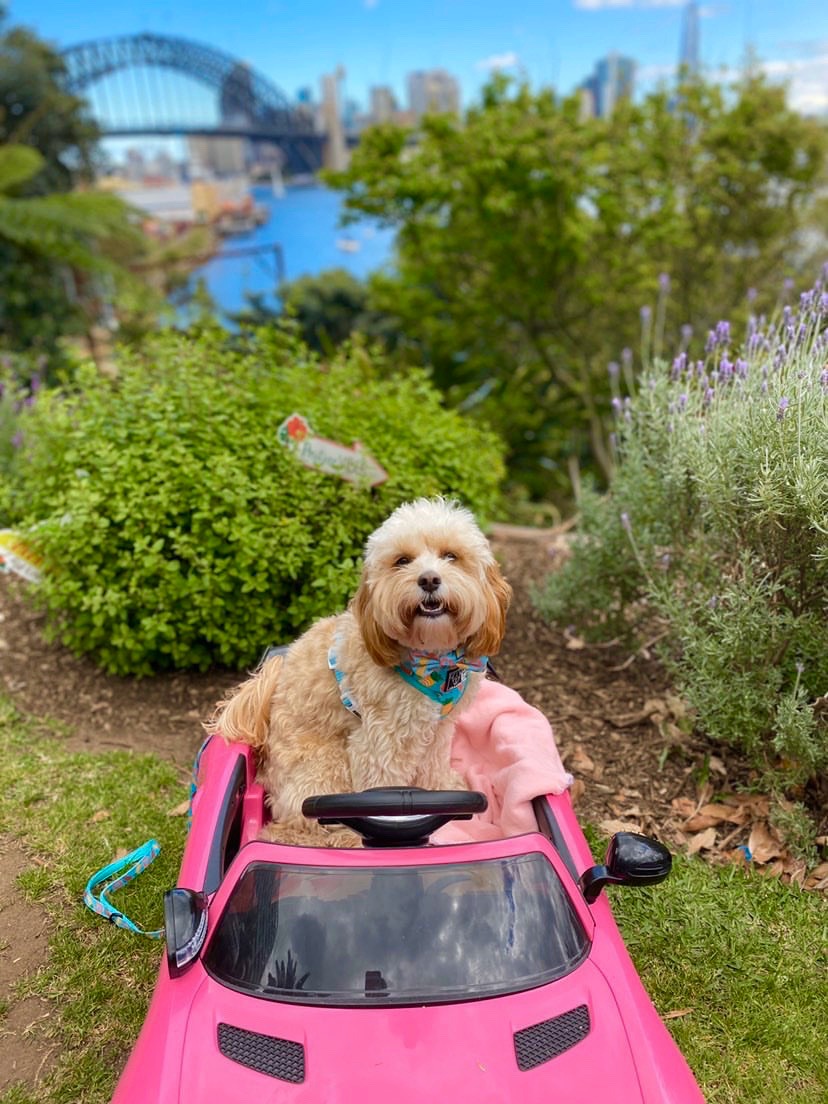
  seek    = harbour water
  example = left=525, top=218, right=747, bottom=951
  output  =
left=191, top=183, right=396, bottom=320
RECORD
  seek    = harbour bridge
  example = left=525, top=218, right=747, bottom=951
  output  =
left=61, top=33, right=327, bottom=175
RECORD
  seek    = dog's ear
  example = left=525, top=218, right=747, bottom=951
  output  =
left=352, top=580, right=400, bottom=667
left=466, top=561, right=512, bottom=658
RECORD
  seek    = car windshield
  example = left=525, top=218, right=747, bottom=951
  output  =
left=204, top=853, right=589, bottom=1005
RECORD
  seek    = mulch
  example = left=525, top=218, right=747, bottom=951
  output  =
left=0, top=529, right=826, bottom=891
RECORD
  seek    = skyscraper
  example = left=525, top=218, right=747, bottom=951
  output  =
left=407, top=69, right=461, bottom=121
left=679, top=1, right=701, bottom=74
left=579, top=53, right=635, bottom=118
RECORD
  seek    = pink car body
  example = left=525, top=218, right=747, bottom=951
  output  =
left=112, top=735, right=705, bottom=1103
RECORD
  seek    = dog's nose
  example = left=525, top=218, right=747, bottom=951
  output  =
left=418, top=571, right=442, bottom=593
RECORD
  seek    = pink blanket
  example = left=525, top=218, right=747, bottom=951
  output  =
left=433, top=679, right=573, bottom=843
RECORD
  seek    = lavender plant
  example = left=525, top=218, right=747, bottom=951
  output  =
left=536, top=269, right=828, bottom=791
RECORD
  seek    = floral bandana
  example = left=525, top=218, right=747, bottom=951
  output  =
left=394, top=648, right=488, bottom=716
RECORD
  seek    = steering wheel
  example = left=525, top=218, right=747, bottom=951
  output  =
left=301, top=787, right=488, bottom=847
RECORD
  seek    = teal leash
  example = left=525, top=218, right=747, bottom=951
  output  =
left=82, top=736, right=213, bottom=937
left=83, top=839, right=163, bottom=938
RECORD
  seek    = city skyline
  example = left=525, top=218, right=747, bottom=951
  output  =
left=8, top=0, right=828, bottom=120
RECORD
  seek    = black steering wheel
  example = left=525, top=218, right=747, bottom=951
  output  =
left=301, top=787, right=488, bottom=847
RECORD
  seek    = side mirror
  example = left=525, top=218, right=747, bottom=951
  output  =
left=579, top=832, right=672, bottom=905
left=164, top=888, right=208, bottom=976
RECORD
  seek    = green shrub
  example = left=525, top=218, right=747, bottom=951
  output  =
left=6, top=326, right=505, bottom=674
left=536, top=277, right=828, bottom=785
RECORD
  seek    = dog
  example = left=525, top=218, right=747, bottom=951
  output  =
left=207, top=497, right=511, bottom=846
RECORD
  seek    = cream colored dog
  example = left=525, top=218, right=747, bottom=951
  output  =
left=208, top=497, right=511, bottom=846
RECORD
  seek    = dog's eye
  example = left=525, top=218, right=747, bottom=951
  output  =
left=441, top=551, right=457, bottom=561
left=394, top=555, right=411, bottom=567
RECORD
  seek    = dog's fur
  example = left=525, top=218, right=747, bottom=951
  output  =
left=207, top=497, right=511, bottom=846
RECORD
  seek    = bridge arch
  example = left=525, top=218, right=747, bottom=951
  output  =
left=62, top=32, right=312, bottom=136
left=61, top=33, right=324, bottom=172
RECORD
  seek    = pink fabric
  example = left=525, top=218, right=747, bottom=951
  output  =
left=433, top=679, right=573, bottom=843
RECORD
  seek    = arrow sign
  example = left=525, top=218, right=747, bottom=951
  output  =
left=277, top=413, right=388, bottom=487
left=0, top=529, right=44, bottom=583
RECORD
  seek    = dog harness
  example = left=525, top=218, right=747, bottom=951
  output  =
left=328, top=634, right=362, bottom=715
left=328, top=633, right=487, bottom=718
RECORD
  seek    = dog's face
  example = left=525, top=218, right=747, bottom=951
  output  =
left=352, top=498, right=511, bottom=666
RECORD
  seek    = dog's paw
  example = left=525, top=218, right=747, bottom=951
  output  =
left=258, top=821, right=362, bottom=849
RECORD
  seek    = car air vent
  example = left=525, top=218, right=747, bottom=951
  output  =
left=514, top=1004, right=591, bottom=1071
left=217, top=1022, right=305, bottom=1083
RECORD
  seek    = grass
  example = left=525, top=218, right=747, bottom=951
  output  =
left=0, top=698, right=188, bottom=1104
left=0, top=694, right=826, bottom=1103
left=603, top=840, right=828, bottom=1102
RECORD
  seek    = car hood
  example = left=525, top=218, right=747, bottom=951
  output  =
left=173, top=961, right=644, bottom=1104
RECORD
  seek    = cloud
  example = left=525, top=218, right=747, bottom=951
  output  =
left=475, top=51, right=521, bottom=73
left=761, top=51, right=828, bottom=114
left=574, top=1, right=686, bottom=10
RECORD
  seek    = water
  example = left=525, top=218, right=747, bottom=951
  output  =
left=191, top=183, right=396, bottom=320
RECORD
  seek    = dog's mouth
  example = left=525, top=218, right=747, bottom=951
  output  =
left=415, top=595, right=449, bottom=619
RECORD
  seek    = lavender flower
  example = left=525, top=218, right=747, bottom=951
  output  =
left=707, top=595, right=718, bottom=610
left=746, top=287, right=758, bottom=303
left=678, top=392, right=688, bottom=410
left=821, top=368, right=828, bottom=390
left=658, top=272, right=671, bottom=292
left=680, top=323, right=693, bottom=345
left=611, top=396, right=622, bottom=414
left=777, top=396, right=789, bottom=421
left=703, top=387, right=715, bottom=407
left=607, top=360, right=620, bottom=379
left=640, top=305, right=652, bottom=324
left=620, top=512, right=631, bottom=532
left=621, top=347, right=633, bottom=368
left=715, top=320, right=731, bottom=346
left=671, top=352, right=687, bottom=379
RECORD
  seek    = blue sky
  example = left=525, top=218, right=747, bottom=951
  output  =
left=9, top=0, right=828, bottom=117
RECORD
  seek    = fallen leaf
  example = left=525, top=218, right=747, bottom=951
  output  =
left=167, top=799, right=191, bottom=817
left=599, top=818, right=641, bottom=836
left=683, top=813, right=721, bottom=832
left=90, top=809, right=111, bottom=823
left=664, top=694, right=689, bottom=719
left=671, top=797, right=697, bottom=819
left=686, top=827, right=717, bottom=854
left=564, top=632, right=586, bottom=651
left=663, top=1008, right=694, bottom=1020
left=747, top=822, right=784, bottom=865
left=707, top=756, right=727, bottom=776
left=569, top=779, right=586, bottom=807
left=569, top=746, right=595, bottom=773
left=684, top=802, right=745, bottom=832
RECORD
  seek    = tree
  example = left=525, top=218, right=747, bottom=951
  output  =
left=232, top=268, right=399, bottom=353
left=0, top=9, right=100, bottom=192
left=0, top=144, right=145, bottom=373
left=329, top=73, right=827, bottom=499
left=0, top=10, right=146, bottom=375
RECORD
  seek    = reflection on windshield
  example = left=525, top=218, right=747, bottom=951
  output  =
left=204, top=855, right=589, bottom=1005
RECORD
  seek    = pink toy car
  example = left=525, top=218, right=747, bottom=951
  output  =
left=112, top=733, right=704, bottom=1103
